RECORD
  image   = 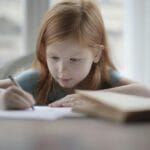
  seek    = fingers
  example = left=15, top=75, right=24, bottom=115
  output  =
left=3, top=86, right=35, bottom=110
left=48, top=94, right=75, bottom=107
left=15, top=86, right=35, bottom=105
left=49, top=94, right=87, bottom=107
left=5, top=93, right=30, bottom=110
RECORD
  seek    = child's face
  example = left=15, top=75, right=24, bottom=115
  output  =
left=46, top=38, right=100, bottom=89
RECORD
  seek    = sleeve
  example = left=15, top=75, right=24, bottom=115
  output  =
left=14, top=69, right=39, bottom=96
left=109, top=70, right=122, bottom=86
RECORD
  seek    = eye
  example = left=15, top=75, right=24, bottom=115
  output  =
left=70, top=58, right=81, bottom=62
left=50, top=56, right=59, bottom=60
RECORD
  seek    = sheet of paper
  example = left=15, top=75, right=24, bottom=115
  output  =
left=0, top=106, right=84, bottom=120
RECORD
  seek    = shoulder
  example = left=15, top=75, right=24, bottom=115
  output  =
left=15, top=69, right=39, bottom=82
left=109, top=69, right=134, bottom=86
left=15, top=68, right=39, bottom=84
left=108, top=69, right=122, bottom=87
left=14, top=69, right=40, bottom=95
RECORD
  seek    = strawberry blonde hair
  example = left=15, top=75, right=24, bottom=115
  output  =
left=33, top=0, right=116, bottom=104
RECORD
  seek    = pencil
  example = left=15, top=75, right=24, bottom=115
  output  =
left=8, top=75, right=34, bottom=110
left=8, top=75, right=22, bottom=89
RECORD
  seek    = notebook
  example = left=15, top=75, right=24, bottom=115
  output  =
left=0, top=106, right=84, bottom=120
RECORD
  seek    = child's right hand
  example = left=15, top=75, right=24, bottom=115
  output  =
left=1, top=86, right=35, bottom=110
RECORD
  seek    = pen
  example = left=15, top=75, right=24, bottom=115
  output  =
left=8, top=75, right=34, bottom=110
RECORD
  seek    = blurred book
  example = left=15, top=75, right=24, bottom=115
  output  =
left=73, top=90, right=150, bottom=122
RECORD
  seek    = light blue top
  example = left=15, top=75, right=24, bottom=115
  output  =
left=15, top=69, right=121, bottom=103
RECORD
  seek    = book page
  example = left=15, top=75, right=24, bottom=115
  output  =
left=0, top=106, right=84, bottom=120
left=76, top=90, right=150, bottom=112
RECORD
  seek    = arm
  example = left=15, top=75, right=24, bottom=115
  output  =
left=104, top=77, right=150, bottom=98
left=0, top=78, right=12, bottom=106
left=49, top=74, right=150, bottom=107
left=0, top=79, right=15, bottom=109
left=0, top=78, right=35, bottom=110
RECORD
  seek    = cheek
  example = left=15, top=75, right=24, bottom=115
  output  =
left=73, top=61, right=93, bottom=79
left=46, top=60, right=56, bottom=74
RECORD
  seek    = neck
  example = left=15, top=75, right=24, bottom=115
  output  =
left=62, top=87, right=75, bottom=94
left=54, top=81, right=75, bottom=94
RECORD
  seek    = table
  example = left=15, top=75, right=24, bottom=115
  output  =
left=0, top=117, right=150, bottom=150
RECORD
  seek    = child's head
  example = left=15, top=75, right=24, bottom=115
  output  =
left=34, top=0, right=115, bottom=104
left=46, top=37, right=102, bottom=89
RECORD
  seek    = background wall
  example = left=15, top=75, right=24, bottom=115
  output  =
left=123, top=0, right=150, bottom=86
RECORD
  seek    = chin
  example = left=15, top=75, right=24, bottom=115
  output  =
left=60, top=84, right=73, bottom=89
left=58, top=82, right=76, bottom=89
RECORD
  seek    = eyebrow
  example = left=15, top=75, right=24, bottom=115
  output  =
left=47, top=52, right=58, bottom=56
left=72, top=52, right=84, bottom=57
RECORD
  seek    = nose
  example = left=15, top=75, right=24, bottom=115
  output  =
left=57, top=61, right=69, bottom=77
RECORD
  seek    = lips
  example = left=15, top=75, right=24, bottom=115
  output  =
left=59, top=78, right=71, bottom=82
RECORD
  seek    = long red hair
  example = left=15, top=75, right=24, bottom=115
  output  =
left=33, top=0, right=116, bottom=104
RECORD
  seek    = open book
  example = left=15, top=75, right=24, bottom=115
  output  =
left=72, top=90, right=150, bottom=122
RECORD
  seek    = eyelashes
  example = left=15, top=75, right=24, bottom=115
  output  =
left=51, top=56, right=59, bottom=60
left=70, top=58, right=81, bottom=62
left=48, top=56, right=82, bottom=63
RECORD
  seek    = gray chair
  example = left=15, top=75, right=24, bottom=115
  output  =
left=0, top=53, right=34, bottom=79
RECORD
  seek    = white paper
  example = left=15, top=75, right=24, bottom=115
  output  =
left=0, top=106, right=84, bottom=120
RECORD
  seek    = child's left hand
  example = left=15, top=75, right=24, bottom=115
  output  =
left=49, top=94, right=87, bottom=107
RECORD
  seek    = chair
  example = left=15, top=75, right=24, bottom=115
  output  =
left=0, top=53, right=34, bottom=79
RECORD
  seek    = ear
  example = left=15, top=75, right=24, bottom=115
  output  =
left=93, top=45, right=104, bottom=63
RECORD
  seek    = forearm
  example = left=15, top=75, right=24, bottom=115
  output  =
left=103, top=83, right=150, bottom=98
left=0, top=89, right=5, bottom=109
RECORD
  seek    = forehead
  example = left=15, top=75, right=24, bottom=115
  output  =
left=46, top=38, right=92, bottom=56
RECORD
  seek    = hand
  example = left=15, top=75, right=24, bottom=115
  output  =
left=1, top=86, right=35, bottom=110
left=49, top=94, right=88, bottom=107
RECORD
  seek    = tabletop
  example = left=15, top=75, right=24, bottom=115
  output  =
left=0, top=117, right=150, bottom=150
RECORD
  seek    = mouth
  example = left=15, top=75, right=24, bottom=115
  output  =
left=56, top=76, right=72, bottom=83
left=59, top=78, right=71, bottom=82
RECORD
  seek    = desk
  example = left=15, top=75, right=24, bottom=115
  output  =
left=0, top=118, right=150, bottom=150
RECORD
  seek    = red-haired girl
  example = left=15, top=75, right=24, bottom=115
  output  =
left=1, top=0, right=150, bottom=109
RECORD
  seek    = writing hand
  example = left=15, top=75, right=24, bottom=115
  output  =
left=2, top=86, right=35, bottom=110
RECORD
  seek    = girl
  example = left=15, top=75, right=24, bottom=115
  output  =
left=0, top=0, right=150, bottom=109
